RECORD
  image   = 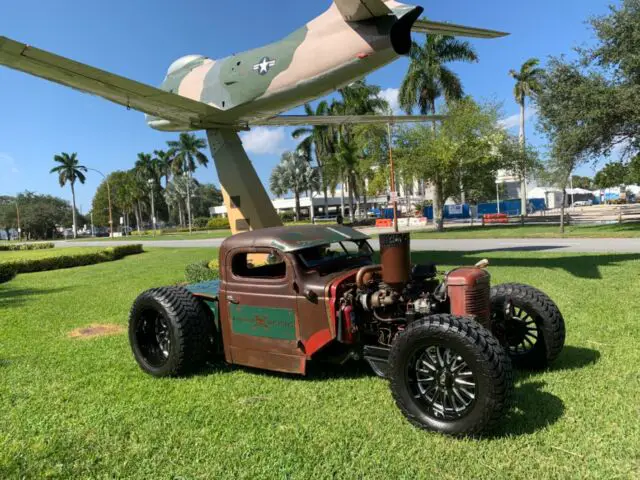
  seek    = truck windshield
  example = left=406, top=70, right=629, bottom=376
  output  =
left=297, top=240, right=373, bottom=269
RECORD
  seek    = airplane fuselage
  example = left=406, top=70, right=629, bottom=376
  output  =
left=147, top=0, right=421, bottom=131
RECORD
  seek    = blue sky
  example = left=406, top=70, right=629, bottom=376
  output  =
left=0, top=0, right=616, bottom=211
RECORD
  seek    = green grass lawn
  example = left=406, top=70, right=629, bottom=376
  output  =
left=1, top=248, right=639, bottom=478
left=411, top=222, right=640, bottom=239
left=0, top=247, right=105, bottom=262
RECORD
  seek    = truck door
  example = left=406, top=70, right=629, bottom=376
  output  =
left=219, top=248, right=305, bottom=374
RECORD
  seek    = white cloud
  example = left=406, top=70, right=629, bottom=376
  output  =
left=499, top=106, right=537, bottom=130
left=240, top=127, right=288, bottom=155
left=0, top=153, right=19, bottom=175
left=379, top=87, right=401, bottom=115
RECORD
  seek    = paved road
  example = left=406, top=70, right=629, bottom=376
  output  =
left=54, top=237, right=640, bottom=253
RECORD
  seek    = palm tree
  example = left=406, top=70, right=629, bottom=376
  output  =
left=399, top=35, right=477, bottom=115
left=330, top=80, right=389, bottom=220
left=167, top=133, right=209, bottom=232
left=292, top=101, right=333, bottom=216
left=153, top=149, right=173, bottom=188
left=399, top=33, right=477, bottom=227
left=50, top=152, right=87, bottom=239
left=270, top=151, right=320, bottom=221
left=510, top=58, right=544, bottom=216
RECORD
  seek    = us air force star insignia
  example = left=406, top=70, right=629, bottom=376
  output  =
left=253, top=57, right=276, bottom=75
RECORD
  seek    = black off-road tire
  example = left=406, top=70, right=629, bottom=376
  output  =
left=129, top=286, right=213, bottom=377
left=490, top=283, right=565, bottom=370
left=388, top=315, right=513, bottom=437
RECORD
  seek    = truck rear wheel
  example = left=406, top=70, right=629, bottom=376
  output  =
left=490, top=283, right=565, bottom=370
left=129, top=287, right=212, bottom=377
left=388, top=315, right=512, bottom=437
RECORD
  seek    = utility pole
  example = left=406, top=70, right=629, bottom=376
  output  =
left=90, top=211, right=95, bottom=237
left=387, top=123, right=398, bottom=232
left=148, top=179, right=156, bottom=236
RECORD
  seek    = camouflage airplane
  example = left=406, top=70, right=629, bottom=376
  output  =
left=0, top=0, right=507, bottom=233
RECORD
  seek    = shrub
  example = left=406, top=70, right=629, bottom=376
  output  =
left=193, top=217, right=210, bottom=228
left=0, top=243, right=54, bottom=252
left=279, top=211, right=295, bottom=222
left=206, top=217, right=230, bottom=230
left=1, top=244, right=144, bottom=274
left=0, top=263, right=17, bottom=284
left=185, top=261, right=219, bottom=283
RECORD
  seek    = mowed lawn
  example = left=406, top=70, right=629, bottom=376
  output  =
left=71, top=230, right=231, bottom=242
left=0, top=247, right=106, bottom=262
left=1, top=248, right=639, bottom=478
left=411, top=222, right=640, bottom=239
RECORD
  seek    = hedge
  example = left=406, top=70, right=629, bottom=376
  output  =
left=0, top=242, right=54, bottom=252
left=206, top=217, right=230, bottom=230
left=0, top=263, right=17, bottom=284
left=185, top=260, right=219, bottom=283
left=1, top=244, right=144, bottom=274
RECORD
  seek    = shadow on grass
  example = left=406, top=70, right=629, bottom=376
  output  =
left=411, top=250, right=640, bottom=279
left=489, top=380, right=565, bottom=438
left=516, top=345, right=601, bottom=382
left=0, top=286, right=71, bottom=307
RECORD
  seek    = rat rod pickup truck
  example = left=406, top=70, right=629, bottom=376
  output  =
left=129, top=225, right=565, bottom=436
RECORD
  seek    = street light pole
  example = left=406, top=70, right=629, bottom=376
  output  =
left=387, top=123, right=398, bottom=233
left=87, top=167, right=114, bottom=238
left=148, top=179, right=156, bottom=236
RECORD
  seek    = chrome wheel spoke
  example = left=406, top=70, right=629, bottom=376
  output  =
left=410, top=345, right=477, bottom=420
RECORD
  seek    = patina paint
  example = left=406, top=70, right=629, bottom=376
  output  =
left=230, top=304, right=296, bottom=341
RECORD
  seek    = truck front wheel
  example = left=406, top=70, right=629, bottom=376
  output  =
left=129, top=287, right=213, bottom=377
left=388, top=315, right=513, bottom=437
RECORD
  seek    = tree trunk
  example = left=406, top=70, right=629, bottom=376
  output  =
left=294, top=191, right=300, bottom=221
left=560, top=187, right=567, bottom=234
left=177, top=201, right=183, bottom=228
left=519, top=97, right=528, bottom=217
left=340, top=175, right=346, bottom=218
left=323, top=185, right=329, bottom=217
left=363, top=190, right=368, bottom=220
left=433, top=178, right=445, bottom=232
left=70, top=182, right=77, bottom=239
left=308, top=189, right=315, bottom=223
left=134, top=202, right=142, bottom=233
left=348, top=176, right=355, bottom=222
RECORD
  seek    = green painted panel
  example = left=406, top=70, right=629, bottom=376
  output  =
left=230, top=304, right=296, bottom=341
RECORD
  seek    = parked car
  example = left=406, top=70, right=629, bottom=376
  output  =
left=572, top=200, right=593, bottom=207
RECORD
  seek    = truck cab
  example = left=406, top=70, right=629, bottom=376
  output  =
left=186, top=225, right=373, bottom=374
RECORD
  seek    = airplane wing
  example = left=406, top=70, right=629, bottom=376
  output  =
left=412, top=20, right=508, bottom=39
left=251, top=114, right=445, bottom=127
left=334, top=0, right=391, bottom=21
left=0, top=36, right=230, bottom=128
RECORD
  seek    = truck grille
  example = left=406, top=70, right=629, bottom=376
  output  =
left=465, top=283, right=491, bottom=325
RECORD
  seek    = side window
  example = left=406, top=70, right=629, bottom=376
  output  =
left=231, top=251, right=286, bottom=279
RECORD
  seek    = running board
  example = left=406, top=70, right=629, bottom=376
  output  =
left=363, top=345, right=390, bottom=378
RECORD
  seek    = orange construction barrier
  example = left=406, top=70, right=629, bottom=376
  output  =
left=483, top=213, right=509, bottom=224
left=376, top=219, right=393, bottom=227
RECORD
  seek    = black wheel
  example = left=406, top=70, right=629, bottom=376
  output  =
left=388, top=315, right=512, bottom=437
left=129, top=287, right=213, bottom=377
left=490, top=283, right=565, bottom=370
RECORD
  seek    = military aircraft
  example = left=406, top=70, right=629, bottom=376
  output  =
left=0, top=0, right=507, bottom=233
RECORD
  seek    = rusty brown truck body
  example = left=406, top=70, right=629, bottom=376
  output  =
left=129, top=226, right=566, bottom=436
